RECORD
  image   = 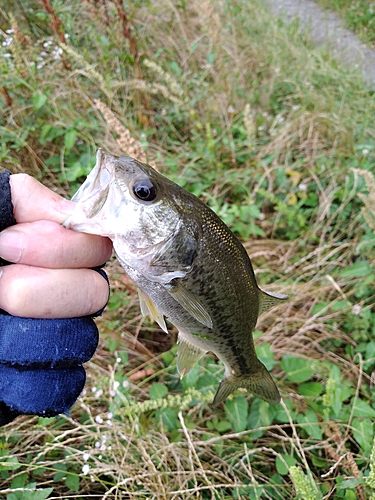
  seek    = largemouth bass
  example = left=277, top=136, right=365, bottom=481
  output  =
left=64, top=150, right=288, bottom=406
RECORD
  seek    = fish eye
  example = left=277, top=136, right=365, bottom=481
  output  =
left=132, top=178, right=157, bottom=202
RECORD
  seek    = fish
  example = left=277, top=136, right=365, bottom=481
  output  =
left=64, top=149, right=288, bottom=406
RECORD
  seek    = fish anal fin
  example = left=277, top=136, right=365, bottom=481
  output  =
left=137, top=288, right=168, bottom=333
left=165, top=281, right=213, bottom=329
left=177, top=332, right=207, bottom=377
left=259, top=289, right=288, bottom=315
left=212, top=362, right=281, bottom=407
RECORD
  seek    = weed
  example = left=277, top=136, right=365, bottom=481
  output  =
left=315, top=0, right=375, bottom=46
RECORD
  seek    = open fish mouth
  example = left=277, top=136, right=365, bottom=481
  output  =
left=71, top=149, right=114, bottom=216
left=63, top=149, right=120, bottom=236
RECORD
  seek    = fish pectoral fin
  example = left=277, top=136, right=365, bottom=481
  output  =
left=164, top=281, right=213, bottom=329
left=177, top=332, right=207, bottom=377
left=137, top=288, right=168, bottom=333
left=212, top=362, right=281, bottom=407
left=258, top=289, right=289, bottom=315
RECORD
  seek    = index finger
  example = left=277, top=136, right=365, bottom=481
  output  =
left=10, top=174, right=76, bottom=224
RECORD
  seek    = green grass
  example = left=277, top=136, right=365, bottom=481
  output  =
left=1, top=0, right=375, bottom=498
left=314, top=0, right=375, bottom=46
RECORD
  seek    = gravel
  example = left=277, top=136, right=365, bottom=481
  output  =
left=264, top=0, right=375, bottom=88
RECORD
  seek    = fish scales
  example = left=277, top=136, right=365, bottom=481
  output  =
left=64, top=150, right=288, bottom=406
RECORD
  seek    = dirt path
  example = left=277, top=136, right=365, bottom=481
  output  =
left=264, top=0, right=375, bottom=88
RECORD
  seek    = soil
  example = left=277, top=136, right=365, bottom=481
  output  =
left=264, top=0, right=375, bottom=88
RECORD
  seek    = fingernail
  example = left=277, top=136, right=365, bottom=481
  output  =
left=0, top=230, right=24, bottom=263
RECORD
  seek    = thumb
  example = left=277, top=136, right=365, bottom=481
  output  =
left=10, top=174, right=75, bottom=224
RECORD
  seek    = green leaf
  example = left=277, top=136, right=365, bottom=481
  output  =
left=225, top=396, right=248, bottom=432
left=155, top=407, right=179, bottom=432
left=66, top=473, right=80, bottom=492
left=8, top=487, right=54, bottom=500
left=32, top=92, right=47, bottom=110
left=255, top=343, right=276, bottom=370
left=339, top=260, right=372, bottom=279
left=0, top=456, right=21, bottom=471
left=64, top=129, right=77, bottom=150
left=280, top=355, right=314, bottom=383
left=207, top=51, right=216, bottom=65
left=11, top=471, right=27, bottom=488
left=298, top=410, right=322, bottom=440
left=149, top=383, right=168, bottom=400
left=215, top=419, right=232, bottom=433
left=352, top=417, right=373, bottom=452
left=181, top=363, right=201, bottom=390
left=298, top=382, right=323, bottom=397
left=352, top=398, right=375, bottom=418
left=336, top=477, right=363, bottom=489
left=275, top=454, right=296, bottom=475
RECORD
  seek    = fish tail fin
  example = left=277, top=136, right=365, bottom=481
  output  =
left=212, top=362, right=281, bottom=407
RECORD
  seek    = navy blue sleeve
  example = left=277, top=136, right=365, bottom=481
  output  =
left=0, top=170, right=105, bottom=425
left=0, top=170, right=16, bottom=231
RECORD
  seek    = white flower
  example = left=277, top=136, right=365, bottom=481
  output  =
left=95, top=415, right=103, bottom=424
left=95, top=389, right=103, bottom=398
left=351, top=304, right=362, bottom=316
left=362, top=148, right=369, bottom=156
left=82, top=452, right=91, bottom=462
left=82, top=464, right=90, bottom=475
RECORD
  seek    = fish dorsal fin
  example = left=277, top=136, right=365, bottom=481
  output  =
left=164, top=281, right=213, bottom=329
left=259, top=289, right=289, bottom=315
left=177, top=332, right=207, bottom=377
left=137, top=288, right=168, bottom=333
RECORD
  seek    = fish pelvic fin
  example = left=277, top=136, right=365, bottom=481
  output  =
left=177, top=332, right=207, bottom=377
left=212, top=362, right=281, bottom=407
left=137, top=288, right=168, bottom=333
left=259, top=289, right=288, bottom=315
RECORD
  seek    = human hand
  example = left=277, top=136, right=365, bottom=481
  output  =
left=0, top=173, right=112, bottom=317
left=0, top=172, right=112, bottom=425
